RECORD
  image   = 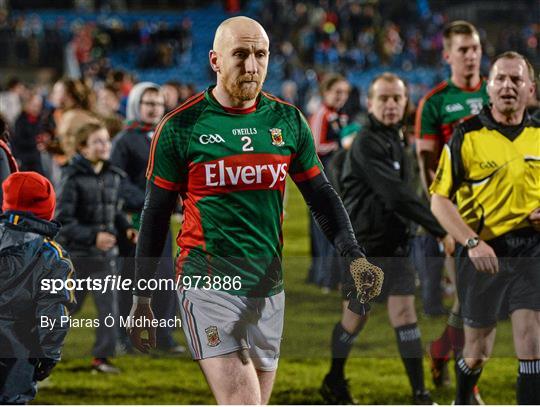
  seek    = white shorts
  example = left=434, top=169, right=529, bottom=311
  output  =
left=178, top=288, right=285, bottom=371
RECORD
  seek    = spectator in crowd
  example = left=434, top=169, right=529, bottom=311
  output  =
left=111, top=82, right=183, bottom=354
left=12, top=91, right=46, bottom=174
left=55, top=121, right=136, bottom=373
left=279, top=80, right=299, bottom=105
left=0, top=171, right=74, bottom=404
left=0, top=116, right=18, bottom=204
left=52, top=78, right=98, bottom=161
left=0, top=78, right=26, bottom=128
left=105, top=70, right=134, bottom=117
left=95, top=85, right=124, bottom=139
left=178, top=83, right=196, bottom=103
left=161, top=81, right=181, bottom=113
left=96, top=85, right=121, bottom=118
left=307, top=73, right=350, bottom=290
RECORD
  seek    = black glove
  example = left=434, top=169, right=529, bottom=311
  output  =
left=347, top=297, right=371, bottom=315
left=31, top=358, right=57, bottom=381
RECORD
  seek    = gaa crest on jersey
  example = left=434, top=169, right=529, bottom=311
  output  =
left=205, top=326, right=221, bottom=347
left=269, top=128, right=284, bottom=147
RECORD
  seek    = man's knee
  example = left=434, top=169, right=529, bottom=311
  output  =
left=341, top=302, right=369, bottom=335
left=463, top=335, right=493, bottom=368
left=200, top=356, right=262, bottom=404
left=463, top=356, right=489, bottom=370
left=513, top=316, right=540, bottom=359
left=223, top=387, right=261, bottom=405
left=394, top=304, right=415, bottom=321
left=388, top=296, right=416, bottom=325
left=216, top=374, right=262, bottom=404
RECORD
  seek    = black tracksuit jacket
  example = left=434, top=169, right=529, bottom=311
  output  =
left=339, top=115, right=446, bottom=255
left=55, top=154, right=131, bottom=259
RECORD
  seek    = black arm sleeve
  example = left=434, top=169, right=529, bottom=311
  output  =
left=354, top=137, right=447, bottom=238
left=295, top=172, right=365, bottom=259
left=134, top=181, right=179, bottom=297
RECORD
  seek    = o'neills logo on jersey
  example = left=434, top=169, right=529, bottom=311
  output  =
left=204, top=160, right=288, bottom=188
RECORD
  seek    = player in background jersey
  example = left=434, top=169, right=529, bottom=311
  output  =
left=126, top=16, right=382, bottom=404
left=415, top=21, right=488, bottom=397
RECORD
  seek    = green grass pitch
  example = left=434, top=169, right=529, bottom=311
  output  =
left=34, top=180, right=518, bottom=404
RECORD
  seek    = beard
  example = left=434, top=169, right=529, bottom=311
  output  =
left=496, top=94, right=519, bottom=116
left=223, top=73, right=264, bottom=101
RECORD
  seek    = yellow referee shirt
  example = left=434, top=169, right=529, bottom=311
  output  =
left=430, top=107, right=540, bottom=241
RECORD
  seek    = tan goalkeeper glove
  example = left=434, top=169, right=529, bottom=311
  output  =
left=345, top=257, right=384, bottom=315
left=350, top=257, right=384, bottom=303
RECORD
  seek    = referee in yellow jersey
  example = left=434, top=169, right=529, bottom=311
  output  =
left=430, top=51, right=540, bottom=405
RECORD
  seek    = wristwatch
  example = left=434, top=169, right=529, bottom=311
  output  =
left=465, top=237, right=480, bottom=249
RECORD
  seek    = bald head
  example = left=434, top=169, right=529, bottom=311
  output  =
left=213, top=16, right=269, bottom=52
left=210, top=16, right=270, bottom=105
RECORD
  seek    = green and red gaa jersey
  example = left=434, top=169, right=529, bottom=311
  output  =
left=146, top=87, right=322, bottom=297
left=415, top=78, right=489, bottom=159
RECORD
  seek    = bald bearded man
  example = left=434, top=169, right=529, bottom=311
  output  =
left=127, top=17, right=382, bottom=404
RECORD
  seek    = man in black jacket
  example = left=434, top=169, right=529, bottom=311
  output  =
left=0, top=171, right=75, bottom=403
left=320, top=73, right=454, bottom=405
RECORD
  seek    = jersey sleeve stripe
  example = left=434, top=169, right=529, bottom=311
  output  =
left=290, top=164, right=321, bottom=183
left=146, top=91, right=205, bottom=179
left=414, top=95, right=427, bottom=139
left=152, top=175, right=182, bottom=191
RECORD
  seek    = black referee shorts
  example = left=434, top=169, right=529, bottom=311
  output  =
left=341, top=245, right=416, bottom=302
left=457, top=228, right=540, bottom=328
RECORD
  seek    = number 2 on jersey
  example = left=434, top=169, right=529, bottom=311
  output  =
left=242, top=136, right=254, bottom=152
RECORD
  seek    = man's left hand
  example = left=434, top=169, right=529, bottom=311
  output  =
left=349, top=257, right=384, bottom=304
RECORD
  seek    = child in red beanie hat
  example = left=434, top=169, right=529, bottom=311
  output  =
left=2, top=171, right=56, bottom=221
left=1, top=171, right=75, bottom=403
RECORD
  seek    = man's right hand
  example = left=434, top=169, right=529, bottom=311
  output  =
left=126, top=303, right=156, bottom=353
left=467, top=240, right=498, bottom=274
left=440, top=233, right=455, bottom=256
left=96, top=232, right=117, bottom=251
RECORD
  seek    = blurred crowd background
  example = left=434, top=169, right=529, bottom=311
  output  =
left=1, top=0, right=539, bottom=124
